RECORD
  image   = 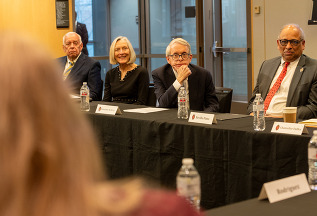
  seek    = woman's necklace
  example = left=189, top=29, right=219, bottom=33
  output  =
left=119, top=63, right=136, bottom=81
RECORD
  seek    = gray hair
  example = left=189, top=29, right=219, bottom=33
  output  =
left=278, top=24, right=305, bottom=40
left=62, top=32, right=82, bottom=45
left=166, top=38, right=191, bottom=57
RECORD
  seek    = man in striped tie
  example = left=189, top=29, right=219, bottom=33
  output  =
left=247, top=24, right=317, bottom=120
left=57, top=32, right=102, bottom=101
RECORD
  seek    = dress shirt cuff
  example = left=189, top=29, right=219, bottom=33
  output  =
left=173, top=80, right=182, bottom=92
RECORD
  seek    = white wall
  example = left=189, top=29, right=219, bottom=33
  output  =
left=252, top=0, right=317, bottom=85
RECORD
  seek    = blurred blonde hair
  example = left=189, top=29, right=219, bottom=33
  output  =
left=0, top=32, right=142, bottom=216
left=109, top=36, right=136, bottom=65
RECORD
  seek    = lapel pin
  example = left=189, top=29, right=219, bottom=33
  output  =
left=300, top=68, right=305, bottom=72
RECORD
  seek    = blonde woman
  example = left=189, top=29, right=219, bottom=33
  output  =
left=0, top=32, right=202, bottom=216
left=103, top=36, right=149, bottom=105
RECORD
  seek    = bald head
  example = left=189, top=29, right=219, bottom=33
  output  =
left=277, top=24, right=305, bottom=62
left=63, top=32, right=82, bottom=46
left=278, top=24, right=305, bottom=40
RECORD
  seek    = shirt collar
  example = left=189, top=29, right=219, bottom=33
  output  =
left=280, top=56, right=300, bottom=66
left=67, top=52, right=81, bottom=65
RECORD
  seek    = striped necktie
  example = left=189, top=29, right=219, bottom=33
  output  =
left=264, top=62, right=290, bottom=111
left=63, top=61, right=74, bottom=80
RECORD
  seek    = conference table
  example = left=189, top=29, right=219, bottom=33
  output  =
left=205, top=190, right=317, bottom=216
left=86, top=101, right=313, bottom=210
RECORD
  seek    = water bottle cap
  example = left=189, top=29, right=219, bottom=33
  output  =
left=313, top=130, right=317, bottom=135
left=83, top=82, right=87, bottom=85
left=182, top=158, right=194, bottom=165
left=256, top=93, right=261, bottom=97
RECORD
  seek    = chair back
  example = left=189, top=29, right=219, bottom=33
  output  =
left=215, top=87, right=233, bottom=113
left=146, top=83, right=157, bottom=107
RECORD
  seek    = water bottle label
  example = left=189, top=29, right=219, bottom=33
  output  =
left=178, top=98, right=186, bottom=103
left=308, top=148, right=317, bottom=159
left=253, top=104, right=264, bottom=112
left=177, top=178, right=201, bottom=196
left=81, top=92, right=88, bottom=96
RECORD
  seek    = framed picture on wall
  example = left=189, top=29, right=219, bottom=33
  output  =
left=55, top=0, right=69, bottom=28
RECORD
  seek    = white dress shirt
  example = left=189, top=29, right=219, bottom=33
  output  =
left=63, top=52, right=81, bottom=74
left=266, top=57, right=300, bottom=116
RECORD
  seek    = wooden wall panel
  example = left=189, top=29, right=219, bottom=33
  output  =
left=0, top=0, right=73, bottom=57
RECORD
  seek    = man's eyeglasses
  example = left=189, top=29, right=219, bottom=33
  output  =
left=168, top=53, right=190, bottom=60
left=279, top=39, right=303, bottom=46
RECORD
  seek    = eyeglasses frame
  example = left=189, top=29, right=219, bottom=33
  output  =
left=168, top=53, right=191, bottom=60
left=278, top=39, right=303, bottom=47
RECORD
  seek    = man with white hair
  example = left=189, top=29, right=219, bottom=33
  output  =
left=248, top=24, right=317, bottom=119
left=57, top=32, right=102, bottom=101
left=152, top=38, right=219, bottom=112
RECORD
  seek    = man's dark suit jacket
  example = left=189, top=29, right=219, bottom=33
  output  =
left=152, top=63, right=219, bottom=112
left=76, top=22, right=89, bottom=55
left=248, top=54, right=317, bottom=119
left=57, top=54, right=102, bottom=101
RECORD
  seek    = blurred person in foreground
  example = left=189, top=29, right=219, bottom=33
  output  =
left=247, top=24, right=317, bottom=119
left=152, top=38, right=219, bottom=112
left=103, top=36, right=149, bottom=105
left=57, top=32, right=102, bottom=101
left=0, top=32, right=202, bottom=216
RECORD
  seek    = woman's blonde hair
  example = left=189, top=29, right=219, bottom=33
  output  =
left=109, top=36, right=136, bottom=65
left=0, top=32, right=142, bottom=216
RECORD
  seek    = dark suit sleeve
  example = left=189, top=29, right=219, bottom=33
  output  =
left=135, top=67, right=149, bottom=105
left=247, top=61, right=266, bottom=114
left=297, top=78, right=317, bottom=119
left=152, top=68, right=178, bottom=108
left=247, top=87, right=260, bottom=115
left=204, top=71, right=219, bottom=112
left=296, top=62, right=317, bottom=119
left=77, top=23, right=88, bottom=47
left=87, top=61, right=102, bottom=101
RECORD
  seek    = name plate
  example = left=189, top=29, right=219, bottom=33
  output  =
left=271, top=122, right=308, bottom=135
left=188, top=112, right=217, bottom=125
left=258, top=173, right=310, bottom=203
left=95, top=104, right=122, bottom=115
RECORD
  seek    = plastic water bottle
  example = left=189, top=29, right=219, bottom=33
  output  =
left=308, top=130, right=317, bottom=190
left=253, top=93, right=265, bottom=131
left=80, top=82, right=90, bottom=111
left=178, top=87, right=188, bottom=119
left=176, top=158, right=201, bottom=210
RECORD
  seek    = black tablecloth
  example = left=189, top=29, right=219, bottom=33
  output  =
left=86, top=101, right=313, bottom=210
left=205, top=191, right=317, bottom=216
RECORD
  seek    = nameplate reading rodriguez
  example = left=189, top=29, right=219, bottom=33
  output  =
left=188, top=112, right=217, bottom=125
left=271, top=122, right=308, bottom=135
left=95, top=104, right=122, bottom=115
left=258, top=173, right=310, bottom=203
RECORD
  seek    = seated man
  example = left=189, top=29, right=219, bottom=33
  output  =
left=57, top=32, right=102, bottom=101
left=152, top=38, right=219, bottom=112
left=247, top=24, right=317, bottom=119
